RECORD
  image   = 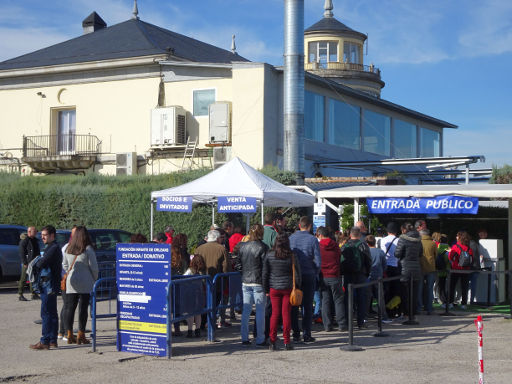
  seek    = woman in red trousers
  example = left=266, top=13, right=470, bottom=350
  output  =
left=262, top=233, right=301, bottom=351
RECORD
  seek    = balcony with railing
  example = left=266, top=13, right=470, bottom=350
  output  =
left=305, top=61, right=381, bottom=76
left=22, top=134, right=102, bottom=173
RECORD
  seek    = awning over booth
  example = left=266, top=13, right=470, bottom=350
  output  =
left=151, top=157, right=315, bottom=207
left=317, top=184, right=512, bottom=200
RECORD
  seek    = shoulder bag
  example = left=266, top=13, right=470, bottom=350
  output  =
left=61, top=254, right=79, bottom=291
left=289, top=252, right=303, bottom=306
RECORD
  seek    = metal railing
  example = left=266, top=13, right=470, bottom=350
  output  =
left=305, top=61, right=381, bottom=76
left=91, top=277, right=117, bottom=353
left=22, top=134, right=102, bottom=158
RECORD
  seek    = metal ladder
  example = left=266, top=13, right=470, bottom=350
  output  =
left=181, top=137, right=198, bottom=170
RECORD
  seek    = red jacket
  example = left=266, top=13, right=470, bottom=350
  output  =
left=448, top=242, right=473, bottom=270
left=165, top=232, right=173, bottom=244
left=320, top=238, right=341, bottom=278
left=229, top=233, right=244, bottom=253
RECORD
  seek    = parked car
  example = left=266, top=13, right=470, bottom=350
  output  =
left=0, top=224, right=27, bottom=280
left=36, top=229, right=72, bottom=251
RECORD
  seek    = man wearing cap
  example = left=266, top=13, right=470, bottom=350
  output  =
left=196, top=230, right=231, bottom=327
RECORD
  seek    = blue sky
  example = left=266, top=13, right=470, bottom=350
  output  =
left=1, top=0, right=511, bottom=167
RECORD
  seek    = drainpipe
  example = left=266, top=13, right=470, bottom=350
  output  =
left=283, top=0, right=305, bottom=185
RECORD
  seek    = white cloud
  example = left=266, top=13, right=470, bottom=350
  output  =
left=457, top=1, right=512, bottom=57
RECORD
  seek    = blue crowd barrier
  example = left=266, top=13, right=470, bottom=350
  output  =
left=90, top=271, right=243, bottom=356
left=91, top=276, right=117, bottom=352
left=166, top=275, right=212, bottom=358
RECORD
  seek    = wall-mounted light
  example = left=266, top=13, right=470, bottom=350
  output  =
left=36, top=91, right=46, bottom=98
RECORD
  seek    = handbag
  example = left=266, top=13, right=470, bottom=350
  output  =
left=61, top=254, right=79, bottom=291
left=289, top=253, right=303, bottom=306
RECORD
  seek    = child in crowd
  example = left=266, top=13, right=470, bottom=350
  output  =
left=184, top=254, right=207, bottom=338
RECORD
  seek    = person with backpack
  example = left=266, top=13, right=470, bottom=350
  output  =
left=394, top=222, right=423, bottom=318
left=341, top=226, right=372, bottom=330
left=448, top=231, right=473, bottom=309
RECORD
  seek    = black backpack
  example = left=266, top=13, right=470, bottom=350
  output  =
left=341, top=241, right=362, bottom=274
left=457, top=244, right=472, bottom=267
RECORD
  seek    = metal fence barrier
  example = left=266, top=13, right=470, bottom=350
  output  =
left=166, top=275, right=212, bottom=358
left=91, top=277, right=117, bottom=352
left=442, top=269, right=512, bottom=318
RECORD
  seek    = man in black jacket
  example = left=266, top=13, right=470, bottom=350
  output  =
left=235, top=224, right=268, bottom=346
left=29, top=225, right=62, bottom=350
left=18, top=226, right=40, bottom=301
left=341, top=227, right=372, bottom=329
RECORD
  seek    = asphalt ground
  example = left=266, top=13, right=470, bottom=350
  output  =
left=1, top=289, right=512, bottom=384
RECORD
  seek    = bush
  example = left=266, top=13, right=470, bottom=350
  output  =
left=0, top=166, right=304, bottom=248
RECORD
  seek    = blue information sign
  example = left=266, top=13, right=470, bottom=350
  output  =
left=367, top=196, right=479, bottom=215
left=217, top=196, right=257, bottom=213
left=116, top=243, right=171, bottom=357
left=313, top=215, right=326, bottom=234
left=156, top=196, right=192, bottom=212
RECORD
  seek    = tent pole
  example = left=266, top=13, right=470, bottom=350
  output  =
left=212, top=204, right=215, bottom=226
left=261, top=202, right=264, bottom=225
left=150, top=199, right=154, bottom=241
left=354, top=198, right=360, bottom=226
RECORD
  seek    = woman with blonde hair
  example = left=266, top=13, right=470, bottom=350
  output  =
left=62, top=226, right=98, bottom=344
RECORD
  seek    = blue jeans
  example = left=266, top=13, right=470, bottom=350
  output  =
left=291, top=274, right=316, bottom=338
left=417, top=272, right=436, bottom=313
left=40, top=291, right=58, bottom=344
left=313, top=289, right=322, bottom=317
left=241, top=285, right=265, bottom=344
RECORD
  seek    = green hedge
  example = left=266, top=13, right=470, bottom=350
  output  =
left=0, top=166, right=303, bottom=248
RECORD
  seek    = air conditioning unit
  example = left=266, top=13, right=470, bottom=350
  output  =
left=151, top=106, right=186, bottom=146
left=212, top=147, right=232, bottom=169
left=209, top=102, right=231, bottom=143
left=116, top=152, right=137, bottom=176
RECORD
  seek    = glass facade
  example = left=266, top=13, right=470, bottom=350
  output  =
left=394, top=119, right=417, bottom=158
left=328, top=99, right=360, bottom=149
left=363, top=109, right=390, bottom=156
left=193, top=89, right=215, bottom=116
left=304, top=91, right=324, bottom=142
left=301, top=93, right=440, bottom=159
left=420, top=127, right=440, bottom=157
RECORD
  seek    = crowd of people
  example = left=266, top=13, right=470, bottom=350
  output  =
left=19, top=216, right=495, bottom=352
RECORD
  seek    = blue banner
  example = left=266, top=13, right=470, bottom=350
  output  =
left=217, top=196, right=257, bottom=213
left=116, top=243, right=171, bottom=357
left=156, top=196, right=192, bottom=212
left=367, top=196, right=479, bottom=215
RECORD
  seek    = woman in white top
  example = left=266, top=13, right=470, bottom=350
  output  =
left=62, top=226, right=98, bottom=344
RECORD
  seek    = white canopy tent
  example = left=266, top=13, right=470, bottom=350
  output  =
left=150, top=157, right=315, bottom=238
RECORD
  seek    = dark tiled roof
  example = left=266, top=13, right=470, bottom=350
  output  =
left=0, top=18, right=248, bottom=71
left=305, top=17, right=366, bottom=40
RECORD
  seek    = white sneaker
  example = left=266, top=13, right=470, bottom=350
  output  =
left=57, top=333, right=63, bottom=340
left=382, top=319, right=393, bottom=324
left=62, top=336, right=68, bottom=342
